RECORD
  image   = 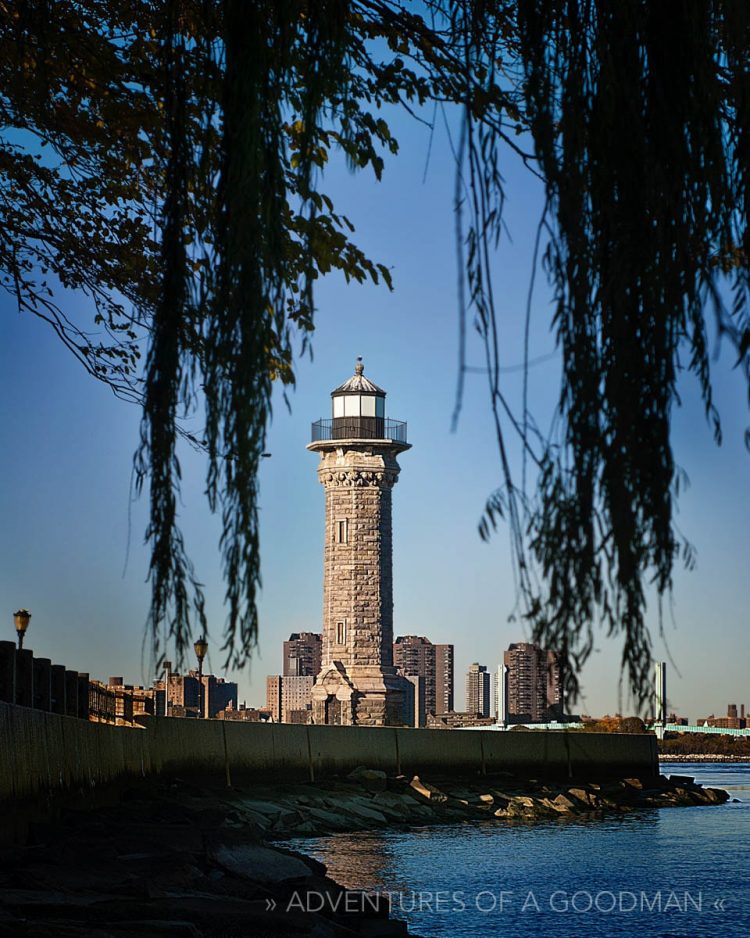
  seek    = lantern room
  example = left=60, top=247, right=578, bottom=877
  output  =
left=310, top=358, right=407, bottom=444
left=331, top=356, right=385, bottom=436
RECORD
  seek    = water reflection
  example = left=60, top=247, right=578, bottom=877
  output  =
left=300, top=829, right=409, bottom=893
left=308, top=833, right=395, bottom=891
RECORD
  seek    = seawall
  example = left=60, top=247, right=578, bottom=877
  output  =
left=1, top=701, right=658, bottom=806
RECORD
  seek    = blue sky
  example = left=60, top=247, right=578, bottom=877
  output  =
left=1, top=102, right=747, bottom=721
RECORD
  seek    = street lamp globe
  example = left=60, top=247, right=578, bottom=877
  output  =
left=194, top=637, right=208, bottom=664
left=13, top=609, right=31, bottom=650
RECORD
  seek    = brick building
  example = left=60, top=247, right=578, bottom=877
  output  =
left=107, top=677, right=154, bottom=721
left=216, top=703, right=270, bottom=722
left=153, top=670, right=201, bottom=718
left=699, top=703, right=747, bottom=730
left=266, top=675, right=282, bottom=722
left=265, top=674, right=314, bottom=723
left=465, top=662, right=492, bottom=717
left=500, top=642, right=562, bottom=724
left=198, top=673, right=238, bottom=718
left=393, top=635, right=454, bottom=722
left=283, top=632, right=322, bottom=677
left=153, top=668, right=237, bottom=719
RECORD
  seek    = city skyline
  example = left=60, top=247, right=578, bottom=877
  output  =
left=1, top=102, right=748, bottom=720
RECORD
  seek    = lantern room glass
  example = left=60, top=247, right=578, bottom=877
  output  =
left=332, top=394, right=384, bottom=419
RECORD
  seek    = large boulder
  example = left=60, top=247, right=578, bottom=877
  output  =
left=335, top=800, right=388, bottom=826
left=210, top=843, right=317, bottom=884
left=408, top=776, right=447, bottom=803
left=546, top=794, right=578, bottom=813
left=347, top=766, right=388, bottom=793
left=668, top=775, right=695, bottom=787
left=568, top=787, right=599, bottom=807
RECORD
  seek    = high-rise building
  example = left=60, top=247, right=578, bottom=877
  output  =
left=394, top=671, right=424, bottom=727
left=465, top=662, right=491, bottom=717
left=435, top=643, right=454, bottom=713
left=393, top=635, right=454, bottom=721
left=266, top=675, right=282, bottom=722
left=155, top=671, right=200, bottom=717
left=308, top=359, right=410, bottom=726
left=283, top=632, right=322, bottom=677
left=200, top=674, right=238, bottom=718
left=503, top=642, right=562, bottom=723
left=546, top=651, right=561, bottom=715
left=151, top=664, right=237, bottom=720
left=265, top=674, right=314, bottom=723
left=281, top=675, right=314, bottom=722
left=496, top=663, right=508, bottom=724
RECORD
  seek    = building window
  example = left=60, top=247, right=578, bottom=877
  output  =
left=336, top=621, right=347, bottom=645
left=336, top=519, right=349, bottom=544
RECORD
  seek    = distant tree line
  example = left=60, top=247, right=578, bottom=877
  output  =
left=578, top=716, right=647, bottom=734
left=659, top=733, right=750, bottom=756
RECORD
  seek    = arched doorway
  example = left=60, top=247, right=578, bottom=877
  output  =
left=324, top=695, right=342, bottom=725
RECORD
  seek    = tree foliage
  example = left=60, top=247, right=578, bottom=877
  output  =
left=0, top=0, right=160, bottom=396
left=2, top=1, right=748, bottom=701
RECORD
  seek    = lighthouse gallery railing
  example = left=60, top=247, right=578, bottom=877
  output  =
left=311, top=418, right=407, bottom=443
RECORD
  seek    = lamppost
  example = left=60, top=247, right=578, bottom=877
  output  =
left=194, top=636, right=208, bottom=719
left=13, top=609, right=31, bottom=650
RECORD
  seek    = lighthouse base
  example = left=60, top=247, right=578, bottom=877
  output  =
left=311, top=663, right=404, bottom=727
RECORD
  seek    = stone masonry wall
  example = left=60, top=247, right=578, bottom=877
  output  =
left=318, top=447, right=401, bottom=671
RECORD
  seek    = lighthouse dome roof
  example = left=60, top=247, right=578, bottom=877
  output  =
left=332, top=358, right=385, bottom=396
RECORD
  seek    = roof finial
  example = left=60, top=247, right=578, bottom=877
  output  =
left=355, top=356, right=364, bottom=375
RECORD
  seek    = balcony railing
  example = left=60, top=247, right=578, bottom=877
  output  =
left=311, top=417, right=408, bottom=444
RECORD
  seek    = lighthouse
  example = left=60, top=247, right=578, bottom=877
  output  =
left=307, top=358, right=410, bottom=725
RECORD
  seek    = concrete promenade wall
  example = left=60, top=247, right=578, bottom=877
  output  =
left=0, top=702, right=658, bottom=805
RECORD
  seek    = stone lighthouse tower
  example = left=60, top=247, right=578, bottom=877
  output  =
left=308, top=358, right=410, bottom=726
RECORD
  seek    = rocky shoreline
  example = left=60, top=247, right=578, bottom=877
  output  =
left=0, top=769, right=729, bottom=937
left=261, top=766, right=729, bottom=836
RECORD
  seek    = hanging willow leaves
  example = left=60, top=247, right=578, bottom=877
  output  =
left=126, top=0, right=520, bottom=669
left=464, top=0, right=750, bottom=708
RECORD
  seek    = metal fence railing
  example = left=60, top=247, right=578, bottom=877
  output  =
left=311, top=417, right=407, bottom=443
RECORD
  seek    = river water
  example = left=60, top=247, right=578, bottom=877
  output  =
left=286, top=763, right=750, bottom=937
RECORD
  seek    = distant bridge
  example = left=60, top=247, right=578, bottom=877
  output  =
left=654, top=723, right=750, bottom=738
left=474, top=721, right=750, bottom=739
